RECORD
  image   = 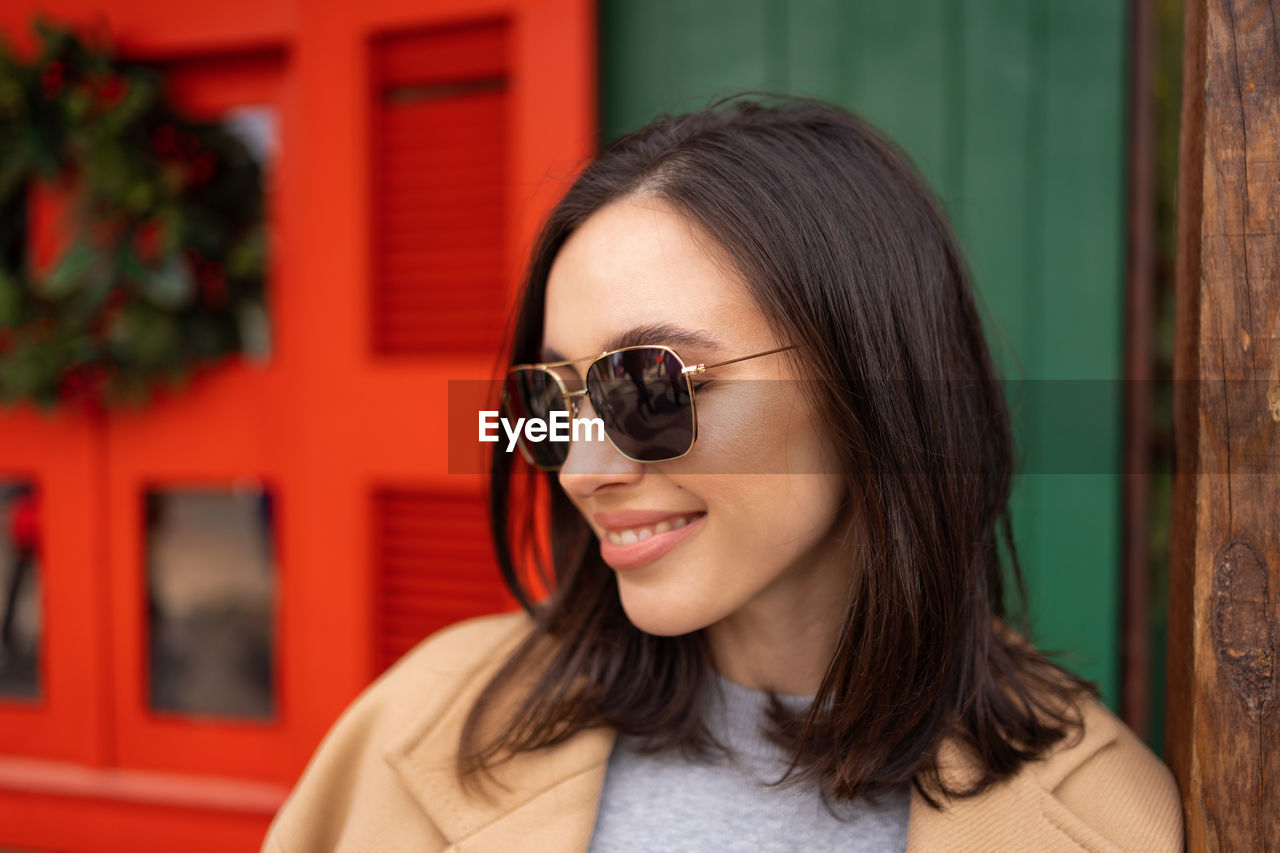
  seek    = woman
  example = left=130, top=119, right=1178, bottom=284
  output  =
left=263, top=95, right=1182, bottom=852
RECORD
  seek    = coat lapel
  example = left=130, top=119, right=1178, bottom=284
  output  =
left=384, top=649, right=618, bottom=853
left=904, top=705, right=1123, bottom=852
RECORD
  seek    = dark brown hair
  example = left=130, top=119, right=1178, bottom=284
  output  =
left=460, top=93, right=1094, bottom=808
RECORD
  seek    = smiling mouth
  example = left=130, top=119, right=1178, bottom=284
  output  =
left=604, top=512, right=705, bottom=546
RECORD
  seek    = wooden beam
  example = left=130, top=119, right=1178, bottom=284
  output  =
left=1168, top=0, right=1280, bottom=850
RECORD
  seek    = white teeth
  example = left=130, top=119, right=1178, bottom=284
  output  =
left=605, top=513, right=701, bottom=546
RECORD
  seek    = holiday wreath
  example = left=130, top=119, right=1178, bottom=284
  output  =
left=0, top=18, right=268, bottom=412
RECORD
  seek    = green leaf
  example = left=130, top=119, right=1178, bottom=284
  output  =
left=0, top=77, right=22, bottom=120
left=125, top=180, right=155, bottom=213
left=0, top=335, right=60, bottom=399
left=64, top=88, right=92, bottom=122
left=125, top=305, right=180, bottom=367
left=42, top=241, right=98, bottom=300
left=227, top=226, right=265, bottom=279
left=118, top=244, right=147, bottom=279
left=103, top=72, right=158, bottom=129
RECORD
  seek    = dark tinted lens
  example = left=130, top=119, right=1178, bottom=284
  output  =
left=585, top=348, right=694, bottom=462
left=502, top=368, right=569, bottom=469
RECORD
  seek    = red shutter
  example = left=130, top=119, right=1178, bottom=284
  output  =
left=371, top=21, right=510, bottom=355
left=372, top=488, right=507, bottom=672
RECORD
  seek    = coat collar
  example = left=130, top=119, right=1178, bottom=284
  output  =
left=383, top=634, right=1120, bottom=853
left=383, top=640, right=616, bottom=853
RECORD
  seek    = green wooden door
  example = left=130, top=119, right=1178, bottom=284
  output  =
left=600, top=0, right=1129, bottom=709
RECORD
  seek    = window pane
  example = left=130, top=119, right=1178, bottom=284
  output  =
left=224, top=105, right=279, bottom=173
left=222, top=104, right=276, bottom=363
left=146, top=484, right=276, bottom=719
left=0, top=479, right=41, bottom=700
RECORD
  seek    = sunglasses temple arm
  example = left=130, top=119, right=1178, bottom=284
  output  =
left=689, top=344, right=798, bottom=374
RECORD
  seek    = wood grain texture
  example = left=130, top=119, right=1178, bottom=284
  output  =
left=1169, top=0, right=1280, bottom=849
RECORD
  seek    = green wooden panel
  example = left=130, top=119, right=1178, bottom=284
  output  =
left=1020, top=0, right=1128, bottom=706
left=598, top=0, right=1129, bottom=709
left=599, top=0, right=782, bottom=140
left=787, top=0, right=955, bottom=200
left=957, top=0, right=1035, bottom=377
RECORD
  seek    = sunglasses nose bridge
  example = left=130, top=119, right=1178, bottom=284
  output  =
left=562, top=388, right=589, bottom=418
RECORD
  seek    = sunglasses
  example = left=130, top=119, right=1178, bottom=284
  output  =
left=501, top=343, right=797, bottom=470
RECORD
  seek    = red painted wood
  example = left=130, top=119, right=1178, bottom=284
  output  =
left=0, top=0, right=594, bottom=847
left=105, top=50, right=293, bottom=785
left=0, top=412, right=109, bottom=767
left=372, top=488, right=510, bottom=672
left=375, top=16, right=507, bottom=84
left=371, top=23, right=509, bottom=356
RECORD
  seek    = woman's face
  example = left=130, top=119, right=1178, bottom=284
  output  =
left=542, top=195, right=854, bottom=648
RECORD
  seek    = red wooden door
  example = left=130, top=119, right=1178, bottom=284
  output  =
left=0, top=0, right=593, bottom=848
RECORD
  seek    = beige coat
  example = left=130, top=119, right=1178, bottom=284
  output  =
left=262, top=612, right=1183, bottom=852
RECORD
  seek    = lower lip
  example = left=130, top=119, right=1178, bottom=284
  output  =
left=599, top=514, right=706, bottom=571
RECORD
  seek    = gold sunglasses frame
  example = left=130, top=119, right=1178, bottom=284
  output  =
left=502, top=343, right=797, bottom=470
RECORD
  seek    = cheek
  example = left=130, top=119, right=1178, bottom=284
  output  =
left=678, top=384, right=785, bottom=474
left=680, top=383, right=842, bottom=479
left=767, top=479, right=846, bottom=535
left=695, top=474, right=848, bottom=567
left=690, top=398, right=849, bottom=564
left=659, top=379, right=850, bottom=564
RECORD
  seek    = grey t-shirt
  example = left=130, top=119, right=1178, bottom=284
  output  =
left=587, top=673, right=911, bottom=852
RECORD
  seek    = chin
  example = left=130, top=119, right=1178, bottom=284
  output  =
left=615, top=580, right=713, bottom=637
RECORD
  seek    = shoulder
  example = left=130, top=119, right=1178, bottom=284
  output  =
left=311, top=609, right=536, bottom=753
left=979, top=621, right=1183, bottom=849
left=1030, top=692, right=1184, bottom=851
left=368, top=610, right=536, bottom=710
left=261, top=610, right=536, bottom=852
left=916, top=690, right=1183, bottom=852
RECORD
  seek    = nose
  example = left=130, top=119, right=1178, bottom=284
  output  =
left=558, top=394, right=644, bottom=497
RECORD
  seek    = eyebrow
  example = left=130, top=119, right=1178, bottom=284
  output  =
left=542, top=322, right=724, bottom=363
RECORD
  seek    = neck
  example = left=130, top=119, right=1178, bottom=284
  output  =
left=706, top=612, right=842, bottom=695
left=704, top=552, right=850, bottom=695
